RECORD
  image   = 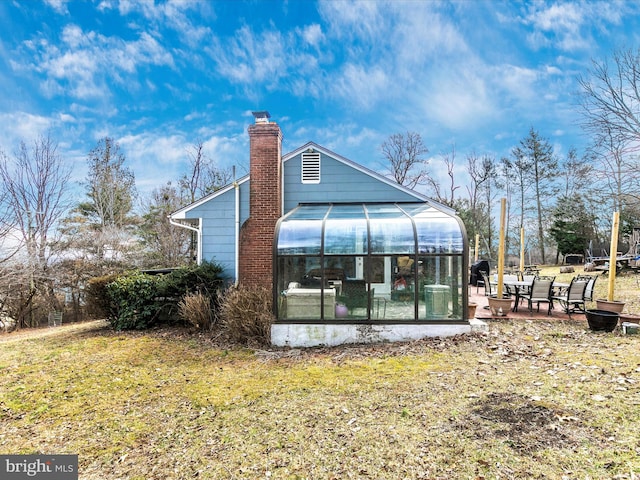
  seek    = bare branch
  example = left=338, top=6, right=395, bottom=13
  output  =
left=381, top=132, right=429, bottom=189
left=578, top=48, right=640, bottom=149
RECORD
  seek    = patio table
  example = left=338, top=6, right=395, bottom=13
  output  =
left=504, top=280, right=532, bottom=312
left=552, top=282, right=569, bottom=293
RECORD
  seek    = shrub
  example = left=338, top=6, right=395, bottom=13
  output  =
left=158, top=261, right=224, bottom=299
left=156, top=261, right=225, bottom=326
left=99, top=262, right=225, bottom=330
left=106, top=272, right=161, bottom=330
left=218, top=285, right=273, bottom=345
left=85, top=274, right=120, bottom=319
left=178, top=292, right=215, bottom=330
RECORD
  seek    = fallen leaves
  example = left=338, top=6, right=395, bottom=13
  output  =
left=1, top=318, right=639, bottom=479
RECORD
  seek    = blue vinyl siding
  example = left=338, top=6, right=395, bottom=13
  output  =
left=174, top=145, right=427, bottom=282
left=185, top=182, right=250, bottom=279
left=283, top=152, right=419, bottom=212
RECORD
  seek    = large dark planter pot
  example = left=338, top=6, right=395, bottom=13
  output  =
left=585, top=309, right=619, bottom=332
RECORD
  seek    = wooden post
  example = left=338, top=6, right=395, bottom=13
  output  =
left=475, top=233, right=479, bottom=262
left=519, top=227, right=525, bottom=273
left=607, top=211, right=620, bottom=302
left=497, top=198, right=506, bottom=298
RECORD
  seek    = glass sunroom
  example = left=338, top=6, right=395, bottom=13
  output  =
left=274, top=202, right=468, bottom=323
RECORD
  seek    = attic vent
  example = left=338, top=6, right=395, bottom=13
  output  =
left=301, top=151, right=321, bottom=184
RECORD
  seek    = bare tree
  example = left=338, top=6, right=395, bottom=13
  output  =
left=0, top=135, right=71, bottom=327
left=578, top=48, right=640, bottom=151
left=381, top=132, right=429, bottom=189
left=466, top=153, right=493, bottom=214
left=181, top=141, right=206, bottom=203
left=180, top=140, right=233, bottom=203
left=578, top=49, right=640, bottom=242
left=176, top=141, right=233, bottom=263
left=426, top=145, right=460, bottom=207
left=0, top=174, right=19, bottom=264
left=590, top=127, right=640, bottom=237
left=558, top=147, right=593, bottom=198
left=0, top=136, right=70, bottom=267
left=464, top=153, right=495, bottom=253
left=502, top=152, right=528, bottom=261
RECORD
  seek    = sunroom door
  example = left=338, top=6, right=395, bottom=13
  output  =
left=369, top=256, right=391, bottom=297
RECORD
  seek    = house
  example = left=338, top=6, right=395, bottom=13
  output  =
left=170, top=112, right=476, bottom=347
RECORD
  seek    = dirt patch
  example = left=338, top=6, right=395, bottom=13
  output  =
left=463, top=391, right=602, bottom=453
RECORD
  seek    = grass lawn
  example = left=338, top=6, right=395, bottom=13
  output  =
left=1, top=268, right=640, bottom=479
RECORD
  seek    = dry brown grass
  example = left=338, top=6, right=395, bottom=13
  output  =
left=217, top=285, right=273, bottom=345
left=178, top=292, right=215, bottom=330
left=1, top=270, right=640, bottom=479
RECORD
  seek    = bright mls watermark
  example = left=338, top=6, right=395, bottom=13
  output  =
left=1, top=455, right=78, bottom=479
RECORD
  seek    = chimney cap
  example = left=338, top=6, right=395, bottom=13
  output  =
left=252, top=111, right=271, bottom=124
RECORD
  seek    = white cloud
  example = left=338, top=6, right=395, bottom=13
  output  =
left=105, top=0, right=213, bottom=46
left=19, top=24, right=174, bottom=101
left=59, top=112, right=75, bottom=123
left=201, top=133, right=247, bottom=172
left=497, top=64, right=539, bottom=100
left=61, top=24, right=88, bottom=48
left=117, top=131, right=187, bottom=192
left=207, top=26, right=288, bottom=86
left=425, top=68, right=493, bottom=131
left=123, top=32, right=175, bottom=71
left=522, top=1, right=636, bottom=52
left=528, top=2, right=584, bottom=33
left=300, top=24, right=324, bottom=47
left=116, top=126, right=249, bottom=194
left=545, top=65, right=562, bottom=75
left=44, top=49, right=104, bottom=99
left=332, top=64, right=390, bottom=110
left=318, top=0, right=388, bottom=43
left=524, top=2, right=586, bottom=51
left=391, top=3, right=468, bottom=66
left=97, top=0, right=114, bottom=11
left=0, top=112, right=53, bottom=149
left=312, top=1, right=477, bottom=116
left=44, top=0, right=69, bottom=15
left=184, top=111, right=205, bottom=122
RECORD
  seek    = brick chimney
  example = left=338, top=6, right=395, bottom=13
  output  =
left=238, top=111, right=283, bottom=288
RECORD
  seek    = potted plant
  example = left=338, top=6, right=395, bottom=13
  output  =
left=595, top=298, right=625, bottom=313
left=487, top=198, right=512, bottom=317
left=595, top=212, right=625, bottom=314
left=487, top=294, right=512, bottom=316
left=468, top=302, right=478, bottom=319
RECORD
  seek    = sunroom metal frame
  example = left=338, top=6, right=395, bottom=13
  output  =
left=273, top=202, right=469, bottom=324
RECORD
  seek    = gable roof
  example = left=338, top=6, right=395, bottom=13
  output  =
left=170, top=175, right=249, bottom=219
left=171, top=141, right=456, bottom=218
left=285, top=142, right=456, bottom=215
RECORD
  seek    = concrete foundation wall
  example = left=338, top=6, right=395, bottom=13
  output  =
left=271, top=322, right=482, bottom=348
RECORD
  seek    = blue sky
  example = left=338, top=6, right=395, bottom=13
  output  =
left=1, top=0, right=639, bottom=200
